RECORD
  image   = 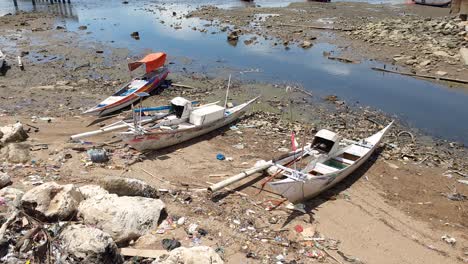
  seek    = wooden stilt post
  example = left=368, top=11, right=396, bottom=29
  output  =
left=13, top=0, right=18, bottom=7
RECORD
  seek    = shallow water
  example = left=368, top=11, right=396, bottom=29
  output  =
left=2, top=0, right=468, bottom=144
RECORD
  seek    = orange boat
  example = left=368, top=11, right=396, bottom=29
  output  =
left=84, top=53, right=169, bottom=116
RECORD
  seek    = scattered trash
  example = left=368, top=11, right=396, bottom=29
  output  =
left=232, top=143, right=244, bottom=150
left=286, top=203, right=306, bottom=214
left=216, top=153, right=225, bottom=160
left=446, top=193, right=466, bottom=201
left=87, top=149, right=109, bottom=163
left=441, top=235, right=456, bottom=246
left=177, top=217, right=186, bottom=226
left=188, top=223, right=198, bottom=234
left=458, top=180, right=468, bottom=185
left=294, top=225, right=304, bottom=233
left=197, top=228, right=208, bottom=237
left=162, top=238, right=181, bottom=251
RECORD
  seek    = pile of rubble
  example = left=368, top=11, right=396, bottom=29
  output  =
left=349, top=16, right=468, bottom=70
left=0, top=177, right=224, bottom=263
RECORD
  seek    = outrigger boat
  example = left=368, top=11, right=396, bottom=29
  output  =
left=118, top=96, right=259, bottom=151
left=266, top=122, right=393, bottom=203
left=84, top=53, right=169, bottom=116
left=413, top=0, right=451, bottom=7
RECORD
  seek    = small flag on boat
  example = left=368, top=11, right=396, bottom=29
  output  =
left=291, top=131, right=298, bottom=151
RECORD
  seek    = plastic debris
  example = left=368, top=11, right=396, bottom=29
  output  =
left=87, top=149, right=109, bottom=163
left=216, top=153, right=225, bottom=160
left=177, top=217, right=186, bottom=226
left=441, top=234, right=456, bottom=246
left=197, top=228, right=208, bottom=236
left=161, top=238, right=181, bottom=251
left=294, top=225, right=304, bottom=233
left=188, top=223, right=198, bottom=234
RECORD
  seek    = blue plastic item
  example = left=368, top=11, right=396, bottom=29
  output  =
left=216, top=153, right=225, bottom=160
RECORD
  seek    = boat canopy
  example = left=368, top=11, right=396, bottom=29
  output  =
left=312, top=129, right=341, bottom=153
left=128, top=52, right=166, bottom=73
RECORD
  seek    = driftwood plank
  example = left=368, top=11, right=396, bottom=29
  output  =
left=119, top=248, right=168, bottom=258
left=372, top=67, right=468, bottom=84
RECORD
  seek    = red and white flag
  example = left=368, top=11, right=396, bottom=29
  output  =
left=291, top=131, right=298, bottom=151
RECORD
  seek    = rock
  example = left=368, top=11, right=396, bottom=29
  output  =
left=405, top=59, right=418, bottom=65
left=78, top=25, right=88, bottom=30
left=325, top=95, right=338, bottom=102
left=0, top=172, right=12, bottom=189
left=77, top=78, right=89, bottom=84
left=162, top=246, right=224, bottom=264
left=130, top=31, right=140, bottom=40
left=78, top=194, right=166, bottom=244
left=122, top=1, right=129, bottom=3
left=56, top=25, right=65, bottom=30
left=435, top=71, right=448, bottom=76
left=460, top=47, right=468, bottom=65
left=60, top=224, right=123, bottom=264
left=433, top=50, right=450, bottom=57
left=21, top=182, right=83, bottom=221
left=0, top=123, right=28, bottom=144
left=419, top=60, right=431, bottom=67
left=227, top=31, right=239, bottom=41
left=300, top=41, right=313, bottom=49
left=78, top=185, right=109, bottom=199
left=0, top=187, right=23, bottom=208
left=56, top=80, right=70, bottom=86
left=1, top=143, right=30, bottom=163
left=100, top=176, right=159, bottom=198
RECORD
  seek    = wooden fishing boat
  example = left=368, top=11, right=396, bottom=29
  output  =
left=413, top=0, right=451, bottom=7
left=84, top=53, right=169, bottom=116
left=268, top=122, right=393, bottom=203
left=119, top=97, right=259, bottom=151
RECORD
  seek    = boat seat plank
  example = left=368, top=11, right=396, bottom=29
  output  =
left=344, top=145, right=368, bottom=158
left=313, top=163, right=339, bottom=175
left=333, top=156, right=355, bottom=165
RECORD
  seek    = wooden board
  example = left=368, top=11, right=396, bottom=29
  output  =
left=119, top=248, right=168, bottom=258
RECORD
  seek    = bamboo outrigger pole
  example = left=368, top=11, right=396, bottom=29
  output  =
left=207, top=161, right=273, bottom=193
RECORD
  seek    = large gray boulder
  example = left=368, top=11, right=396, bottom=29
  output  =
left=0, top=143, right=30, bottom=163
left=0, top=123, right=28, bottom=144
left=100, top=176, right=159, bottom=198
left=60, top=224, right=123, bottom=264
left=21, top=182, right=83, bottom=221
left=78, top=194, right=166, bottom=244
left=0, top=172, right=12, bottom=189
left=162, top=246, right=224, bottom=264
left=78, top=184, right=109, bottom=200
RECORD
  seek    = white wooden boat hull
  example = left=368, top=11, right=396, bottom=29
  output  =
left=85, top=96, right=141, bottom=116
left=269, top=123, right=392, bottom=203
left=119, top=98, right=257, bottom=151
left=413, top=0, right=451, bottom=6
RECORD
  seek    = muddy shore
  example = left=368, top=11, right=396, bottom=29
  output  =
left=188, top=2, right=468, bottom=84
left=0, top=7, right=467, bottom=264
